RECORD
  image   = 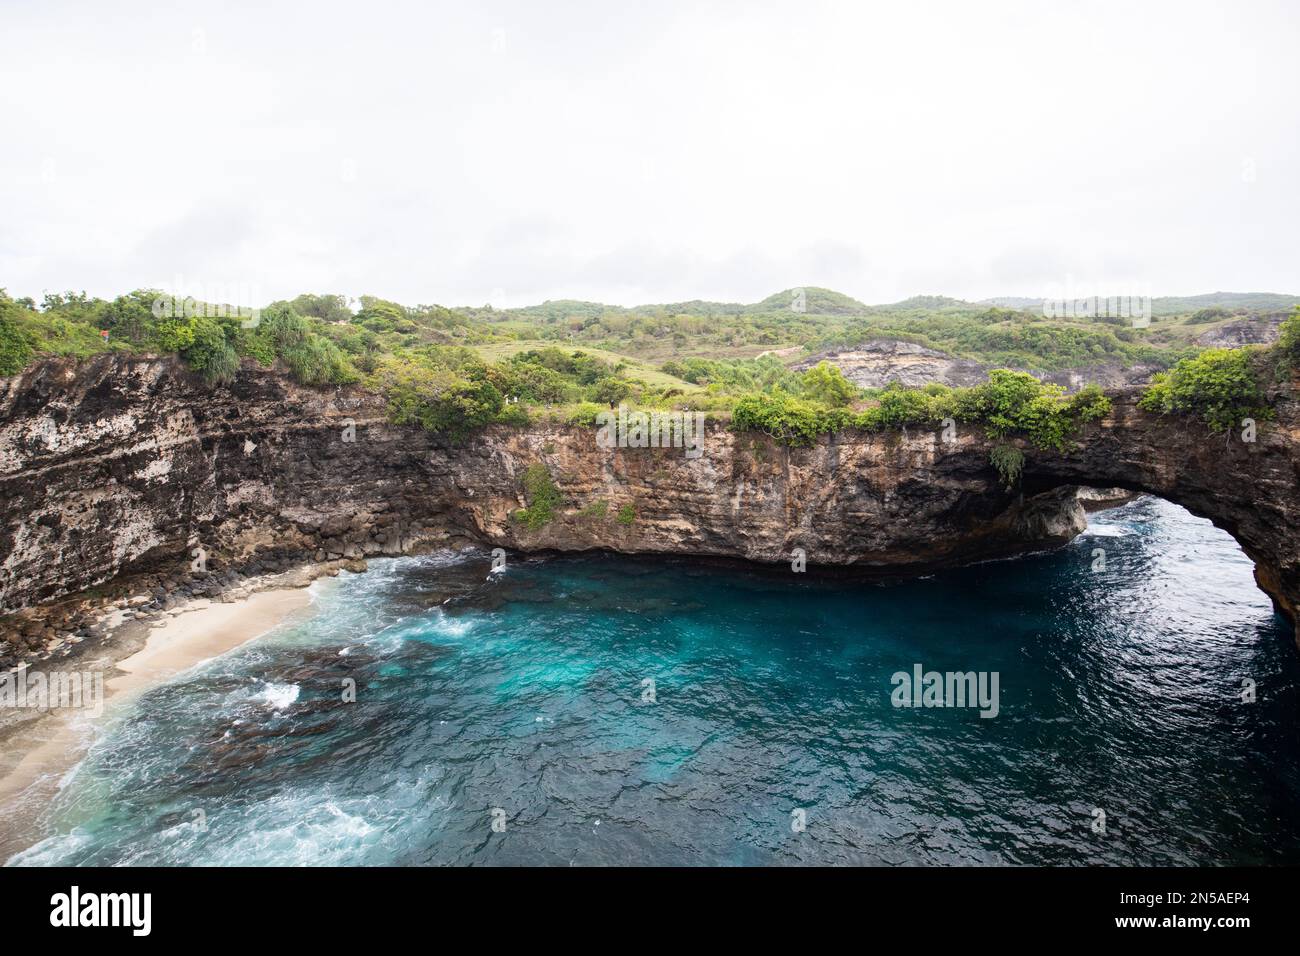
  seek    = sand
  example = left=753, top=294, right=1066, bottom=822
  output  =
left=0, top=586, right=313, bottom=861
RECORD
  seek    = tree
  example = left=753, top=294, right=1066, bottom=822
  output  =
left=104, top=290, right=157, bottom=345
left=800, top=360, right=856, bottom=407
left=1279, top=306, right=1300, bottom=370
left=0, top=302, right=36, bottom=376
left=592, top=376, right=632, bottom=405
left=374, top=356, right=503, bottom=440
left=183, top=317, right=240, bottom=384
left=290, top=293, right=352, bottom=324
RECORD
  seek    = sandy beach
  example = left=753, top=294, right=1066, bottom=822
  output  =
left=0, top=585, right=313, bottom=861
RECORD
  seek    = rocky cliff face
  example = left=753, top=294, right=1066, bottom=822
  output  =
left=795, top=339, right=1162, bottom=391
left=794, top=340, right=993, bottom=388
left=1194, top=314, right=1285, bottom=348
left=1, top=355, right=1296, bottom=649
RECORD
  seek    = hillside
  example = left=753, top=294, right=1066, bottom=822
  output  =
left=984, top=292, right=1300, bottom=317
left=4, top=285, right=1297, bottom=395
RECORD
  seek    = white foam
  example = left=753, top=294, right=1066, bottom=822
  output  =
left=258, top=682, right=300, bottom=710
left=428, top=608, right=474, bottom=637
left=1081, top=525, right=1132, bottom=537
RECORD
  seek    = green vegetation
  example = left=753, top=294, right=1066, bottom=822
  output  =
left=6, top=285, right=1297, bottom=383
left=1139, top=347, right=1272, bottom=432
left=0, top=298, right=36, bottom=376
left=731, top=393, right=853, bottom=446
left=2, top=284, right=1294, bottom=451
left=616, top=503, right=636, bottom=526
left=957, top=372, right=1111, bottom=452
left=514, top=463, right=562, bottom=531
left=1131, top=305, right=1300, bottom=433
left=1278, top=307, right=1300, bottom=370
left=1184, top=306, right=1234, bottom=325
left=799, top=361, right=856, bottom=406
left=1144, top=292, right=1300, bottom=316
left=989, top=444, right=1025, bottom=489
left=374, top=354, right=502, bottom=441
left=459, top=286, right=1285, bottom=370
left=731, top=369, right=1111, bottom=452
left=476, top=340, right=700, bottom=393
left=183, top=316, right=241, bottom=384
left=0, top=288, right=360, bottom=387
left=809, top=310, right=1178, bottom=372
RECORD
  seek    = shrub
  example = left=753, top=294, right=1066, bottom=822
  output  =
left=235, top=326, right=277, bottom=366
left=494, top=402, right=532, bottom=428
left=730, top=368, right=1110, bottom=453
left=731, top=393, right=843, bottom=446
left=616, top=503, right=636, bottom=526
left=148, top=315, right=198, bottom=353
left=0, top=309, right=35, bottom=376
left=1278, top=306, right=1300, bottom=370
left=492, top=361, right=570, bottom=403
left=103, top=291, right=155, bottom=346
left=1185, top=306, right=1232, bottom=325
left=564, top=402, right=607, bottom=427
left=259, top=303, right=310, bottom=350
left=580, top=500, right=609, bottom=521
left=375, top=356, right=503, bottom=440
left=799, top=361, right=857, bottom=406
left=1139, top=347, right=1270, bottom=432
left=514, top=463, right=562, bottom=530
left=859, top=382, right=955, bottom=429
left=956, top=369, right=1111, bottom=451
left=182, top=317, right=240, bottom=384
left=1065, top=383, right=1111, bottom=423
left=591, top=376, right=633, bottom=405
left=281, top=335, right=359, bottom=386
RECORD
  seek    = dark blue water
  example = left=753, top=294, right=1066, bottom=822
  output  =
left=8, top=497, right=1300, bottom=865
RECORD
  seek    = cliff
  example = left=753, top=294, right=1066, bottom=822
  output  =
left=793, top=339, right=1164, bottom=391
left=1, top=355, right=1296, bottom=660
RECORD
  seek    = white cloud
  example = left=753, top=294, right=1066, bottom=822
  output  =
left=1, top=0, right=1296, bottom=307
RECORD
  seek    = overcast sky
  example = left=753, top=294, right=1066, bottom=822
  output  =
left=2, top=0, right=1297, bottom=309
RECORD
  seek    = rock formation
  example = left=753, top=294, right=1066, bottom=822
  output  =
left=1, top=355, right=1296, bottom=658
left=794, top=339, right=1162, bottom=391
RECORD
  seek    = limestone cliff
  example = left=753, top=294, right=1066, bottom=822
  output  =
left=793, top=339, right=1164, bottom=391
left=1, top=355, right=1296, bottom=658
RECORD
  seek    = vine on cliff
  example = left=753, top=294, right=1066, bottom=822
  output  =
left=514, top=463, right=562, bottom=531
left=990, top=444, right=1025, bottom=489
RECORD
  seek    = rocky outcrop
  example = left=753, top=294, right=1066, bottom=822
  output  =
left=1195, top=314, right=1285, bottom=348
left=1074, top=486, right=1140, bottom=513
left=795, top=339, right=1161, bottom=391
left=794, top=340, right=990, bottom=388
left=1, top=354, right=1297, bottom=658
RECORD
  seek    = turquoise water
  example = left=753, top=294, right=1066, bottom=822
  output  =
left=8, top=497, right=1300, bottom=866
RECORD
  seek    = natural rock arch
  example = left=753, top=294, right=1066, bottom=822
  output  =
left=0, top=357, right=1296, bottom=643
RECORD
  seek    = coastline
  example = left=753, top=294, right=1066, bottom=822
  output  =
left=0, top=581, right=317, bottom=862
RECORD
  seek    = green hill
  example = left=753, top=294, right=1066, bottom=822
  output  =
left=750, top=287, right=868, bottom=315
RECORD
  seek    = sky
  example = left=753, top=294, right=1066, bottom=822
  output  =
left=2, top=0, right=1297, bottom=309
